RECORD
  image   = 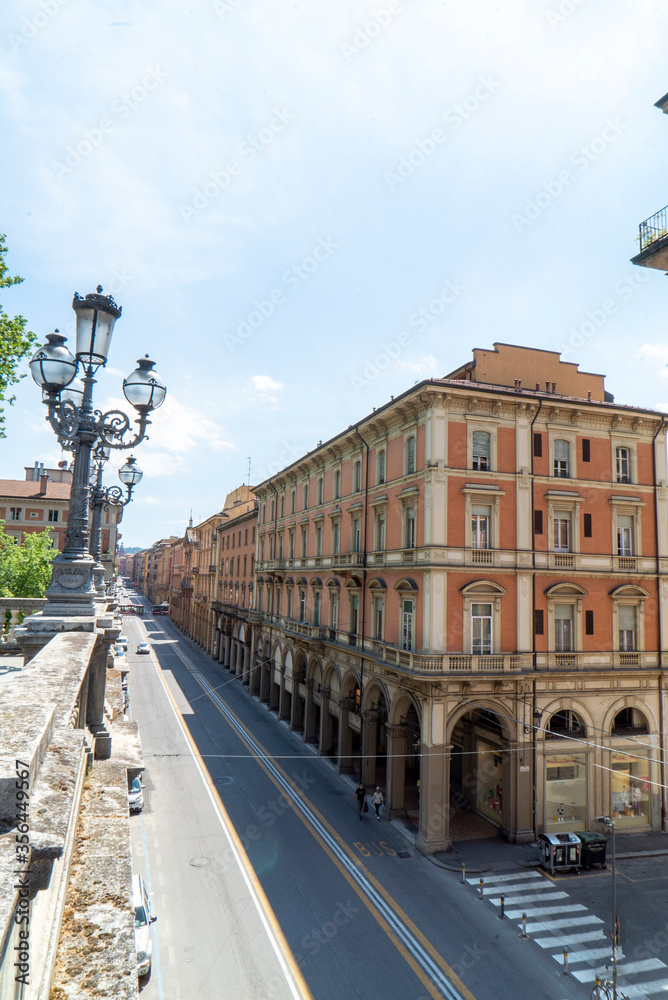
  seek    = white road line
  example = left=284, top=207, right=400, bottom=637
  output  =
left=535, top=930, right=607, bottom=948
left=482, top=881, right=553, bottom=895
left=551, top=947, right=624, bottom=964
left=619, top=979, right=668, bottom=998
left=572, top=958, right=667, bottom=983
left=505, top=904, right=586, bottom=919
left=466, top=872, right=543, bottom=885
left=489, top=891, right=568, bottom=905
left=523, top=915, right=603, bottom=933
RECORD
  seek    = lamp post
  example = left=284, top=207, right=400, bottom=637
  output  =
left=28, top=287, right=165, bottom=617
left=89, top=446, right=143, bottom=594
left=597, top=815, right=618, bottom=998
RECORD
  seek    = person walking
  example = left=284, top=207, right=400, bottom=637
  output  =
left=353, top=782, right=367, bottom=819
left=371, top=786, right=384, bottom=820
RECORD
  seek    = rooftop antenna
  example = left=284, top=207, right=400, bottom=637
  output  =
left=247, top=456, right=251, bottom=488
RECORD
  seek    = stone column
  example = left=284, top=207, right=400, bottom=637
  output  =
left=278, top=669, right=290, bottom=720
left=415, top=743, right=452, bottom=855
left=224, top=632, right=232, bottom=669
left=361, top=710, right=379, bottom=787
left=242, top=643, right=250, bottom=685
left=319, top=687, right=332, bottom=755
left=386, top=724, right=409, bottom=818
left=86, top=626, right=118, bottom=760
left=303, top=680, right=318, bottom=742
left=507, top=739, right=534, bottom=843
left=337, top=702, right=354, bottom=773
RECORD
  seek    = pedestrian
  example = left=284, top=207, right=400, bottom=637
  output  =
left=371, top=786, right=384, bottom=821
left=353, top=782, right=367, bottom=819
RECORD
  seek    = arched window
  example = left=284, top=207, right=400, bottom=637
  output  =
left=612, top=708, right=648, bottom=735
left=547, top=709, right=586, bottom=738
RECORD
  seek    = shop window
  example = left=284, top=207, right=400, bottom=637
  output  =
left=472, top=431, right=490, bottom=471
left=476, top=749, right=504, bottom=825
left=610, top=748, right=650, bottom=827
left=553, top=439, right=570, bottom=478
left=545, top=753, right=587, bottom=832
left=616, top=446, right=631, bottom=484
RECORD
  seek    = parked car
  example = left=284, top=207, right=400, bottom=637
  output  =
left=112, top=644, right=127, bottom=658
left=132, top=874, right=155, bottom=976
left=136, top=642, right=150, bottom=655
left=117, top=635, right=128, bottom=650
left=128, top=775, right=144, bottom=813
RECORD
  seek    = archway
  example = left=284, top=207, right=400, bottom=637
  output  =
left=449, top=705, right=512, bottom=840
left=386, top=694, right=422, bottom=824
left=362, top=683, right=389, bottom=791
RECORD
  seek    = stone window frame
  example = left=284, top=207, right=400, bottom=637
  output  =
left=545, top=582, right=588, bottom=653
left=465, top=416, right=498, bottom=473
left=461, top=485, right=505, bottom=551
left=609, top=496, right=644, bottom=559
left=460, top=579, right=507, bottom=655
left=609, top=584, right=649, bottom=653
left=546, top=490, right=585, bottom=555
left=370, top=494, right=388, bottom=551
left=611, top=434, right=638, bottom=486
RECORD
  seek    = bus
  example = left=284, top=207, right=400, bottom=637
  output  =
left=152, top=603, right=169, bottom=616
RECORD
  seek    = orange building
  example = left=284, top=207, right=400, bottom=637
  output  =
left=249, top=344, right=668, bottom=853
left=211, top=485, right=257, bottom=674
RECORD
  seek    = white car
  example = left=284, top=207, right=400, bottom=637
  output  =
left=132, top=874, right=156, bottom=976
left=128, top=775, right=144, bottom=813
left=136, top=642, right=150, bottom=655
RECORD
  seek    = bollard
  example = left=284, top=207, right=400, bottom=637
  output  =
left=519, top=912, right=528, bottom=939
left=479, top=878, right=484, bottom=898
left=499, top=894, right=505, bottom=919
left=562, top=949, right=569, bottom=975
left=461, top=864, right=466, bottom=885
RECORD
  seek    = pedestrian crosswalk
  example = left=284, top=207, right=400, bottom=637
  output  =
left=466, top=870, right=668, bottom=997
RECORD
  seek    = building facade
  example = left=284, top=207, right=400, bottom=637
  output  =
left=247, top=344, right=668, bottom=853
left=211, top=486, right=257, bottom=675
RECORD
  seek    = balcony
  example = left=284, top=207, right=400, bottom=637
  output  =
left=331, top=552, right=364, bottom=568
left=632, top=205, right=668, bottom=271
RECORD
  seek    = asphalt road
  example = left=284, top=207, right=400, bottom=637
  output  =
left=122, top=602, right=601, bottom=1000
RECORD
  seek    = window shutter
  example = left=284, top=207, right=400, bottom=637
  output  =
left=534, top=509, right=543, bottom=534
left=534, top=609, right=544, bottom=634
left=585, top=609, right=594, bottom=635
left=582, top=439, right=591, bottom=462
left=583, top=513, right=592, bottom=537
left=533, top=433, right=542, bottom=457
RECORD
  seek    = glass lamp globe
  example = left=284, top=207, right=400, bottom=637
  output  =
left=123, top=356, right=166, bottom=412
left=72, top=286, right=122, bottom=368
left=59, top=377, right=85, bottom=408
left=118, top=456, right=143, bottom=487
left=29, top=332, right=78, bottom=391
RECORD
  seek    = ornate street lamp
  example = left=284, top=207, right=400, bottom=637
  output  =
left=29, top=287, right=166, bottom=616
left=88, top=448, right=144, bottom=595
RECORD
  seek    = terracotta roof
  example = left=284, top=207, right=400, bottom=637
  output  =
left=0, top=479, right=71, bottom=500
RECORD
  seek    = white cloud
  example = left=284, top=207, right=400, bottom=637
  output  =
left=251, top=375, right=283, bottom=394
left=394, top=355, right=440, bottom=377
left=637, top=344, right=668, bottom=377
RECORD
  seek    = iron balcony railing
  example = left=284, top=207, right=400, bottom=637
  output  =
left=638, top=205, right=668, bottom=252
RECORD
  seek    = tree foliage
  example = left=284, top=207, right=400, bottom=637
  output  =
left=0, top=235, right=36, bottom=438
left=0, top=525, right=56, bottom=598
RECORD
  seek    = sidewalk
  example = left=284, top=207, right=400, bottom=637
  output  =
left=430, top=828, right=668, bottom=874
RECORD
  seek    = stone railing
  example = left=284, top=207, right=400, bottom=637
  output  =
left=0, top=628, right=142, bottom=1000
left=0, top=597, right=47, bottom=646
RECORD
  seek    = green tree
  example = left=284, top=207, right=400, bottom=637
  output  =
left=0, top=234, right=36, bottom=438
left=0, top=525, right=55, bottom=598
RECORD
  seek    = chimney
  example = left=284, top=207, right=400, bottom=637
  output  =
left=535, top=383, right=540, bottom=391
left=39, top=474, right=48, bottom=494
left=33, top=461, right=39, bottom=482
left=514, top=379, right=522, bottom=390
left=551, top=383, right=556, bottom=393
left=545, top=381, right=551, bottom=393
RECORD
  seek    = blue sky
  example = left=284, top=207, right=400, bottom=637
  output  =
left=1, top=0, right=668, bottom=547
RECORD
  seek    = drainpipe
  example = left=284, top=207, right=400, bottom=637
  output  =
left=355, top=424, right=370, bottom=783
left=653, top=415, right=666, bottom=831
left=530, top=398, right=543, bottom=838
